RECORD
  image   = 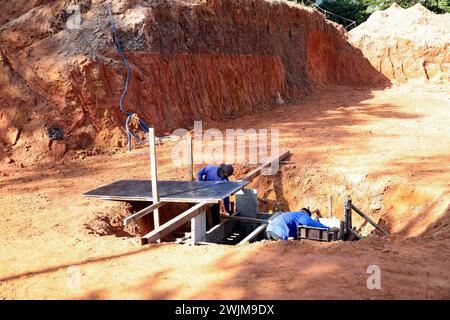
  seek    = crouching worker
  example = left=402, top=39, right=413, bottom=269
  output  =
left=197, top=163, right=234, bottom=228
left=266, top=208, right=330, bottom=240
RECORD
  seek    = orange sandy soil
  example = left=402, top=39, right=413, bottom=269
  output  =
left=0, top=83, right=449, bottom=299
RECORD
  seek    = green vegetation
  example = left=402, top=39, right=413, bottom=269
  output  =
left=294, top=1, right=450, bottom=29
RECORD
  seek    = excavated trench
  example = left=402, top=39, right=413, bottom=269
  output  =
left=83, top=189, right=381, bottom=245
left=85, top=200, right=271, bottom=244
left=83, top=161, right=450, bottom=244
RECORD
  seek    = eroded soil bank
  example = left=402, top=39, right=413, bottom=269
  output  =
left=0, top=0, right=385, bottom=165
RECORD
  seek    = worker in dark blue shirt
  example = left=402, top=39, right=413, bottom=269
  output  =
left=197, top=163, right=234, bottom=228
left=266, top=208, right=330, bottom=240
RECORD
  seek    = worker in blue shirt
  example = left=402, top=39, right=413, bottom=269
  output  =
left=197, top=163, right=234, bottom=228
left=266, top=208, right=330, bottom=240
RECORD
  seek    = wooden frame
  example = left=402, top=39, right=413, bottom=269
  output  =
left=148, top=129, right=160, bottom=233
left=187, top=135, right=194, bottom=181
left=123, top=202, right=167, bottom=226
left=191, top=210, right=207, bottom=245
left=238, top=150, right=290, bottom=182
left=141, top=202, right=211, bottom=244
left=328, top=195, right=333, bottom=219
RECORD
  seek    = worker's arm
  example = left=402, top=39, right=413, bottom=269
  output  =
left=197, top=167, right=207, bottom=181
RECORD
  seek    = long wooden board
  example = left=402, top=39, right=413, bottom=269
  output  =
left=148, top=129, right=160, bottom=232
left=239, top=150, right=290, bottom=182
left=123, top=202, right=167, bottom=226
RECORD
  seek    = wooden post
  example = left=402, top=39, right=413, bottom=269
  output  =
left=187, top=135, right=194, bottom=181
left=191, top=210, right=206, bottom=245
left=148, top=129, right=160, bottom=238
left=142, top=202, right=210, bottom=244
left=328, top=195, right=333, bottom=219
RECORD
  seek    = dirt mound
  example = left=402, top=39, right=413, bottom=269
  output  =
left=350, top=3, right=450, bottom=84
left=84, top=202, right=139, bottom=237
left=0, top=0, right=385, bottom=165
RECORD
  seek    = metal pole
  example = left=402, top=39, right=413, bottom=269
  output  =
left=344, top=198, right=352, bottom=240
left=148, top=129, right=160, bottom=241
left=350, top=203, right=389, bottom=236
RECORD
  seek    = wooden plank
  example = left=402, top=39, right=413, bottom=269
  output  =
left=238, top=224, right=267, bottom=245
left=350, top=203, right=389, bottom=236
left=187, top=135, right=194, bottom=181
left=191, top=210, right=206, bottom=245
left=123, top=202, right=167, bottom=226
left=328, top=195, right=333, bottom=219
left=224, top=215, right=269, bottom=224
left=148, top=129, right=160, bottom=233
left=238, top=150, right=290, bottom=182
left=142, top=202, right=210, bottom=244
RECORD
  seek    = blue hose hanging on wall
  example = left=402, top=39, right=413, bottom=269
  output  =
left=107, top=6, right=150, bottom=151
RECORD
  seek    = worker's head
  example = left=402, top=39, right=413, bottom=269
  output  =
left=218, top=163, right=234, bottom=178
left=300, top=208, right=312, bottom=216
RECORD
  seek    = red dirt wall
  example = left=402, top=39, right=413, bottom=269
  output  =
left=0, top=0, right=385, bottom=164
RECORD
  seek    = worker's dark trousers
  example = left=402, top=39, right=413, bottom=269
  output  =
left=209, top=203, right=221, bottom=229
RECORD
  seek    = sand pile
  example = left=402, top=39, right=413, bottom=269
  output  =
left=350, top=3, right=450, bottom=83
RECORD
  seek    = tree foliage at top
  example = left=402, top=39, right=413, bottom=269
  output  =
left=294, top=1, right=450, bottom=29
